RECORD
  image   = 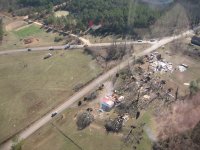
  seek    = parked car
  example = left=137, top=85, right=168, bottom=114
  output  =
left=51, top=112, right=57, bottom=117
left=64, top=44, right=70, bottom=50
left=49, top=47, right=54, bottom=50
left=137, top=40, right=143, bottom=42
left=27, top=48, right=32, bottom=51
left=150, top=39, right=156, bottom=42
left=84, top=44, right=88, bottom=47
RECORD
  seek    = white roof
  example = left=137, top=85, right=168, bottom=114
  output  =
left=106, top=100, right=114, bottom=106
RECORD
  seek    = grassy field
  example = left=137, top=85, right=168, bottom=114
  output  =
left=22, top=108, right=131, bottom=150
left=0, top=22, right=65, bottom=51
left=21, top=90, right=155, bottom=150
left=0, top=50, right=102, bottom=143
left=14, top=25, right=42, bottom=38
left=22, top=108, right=155, bottom=150
left=21, top=37, right=200, bottom=150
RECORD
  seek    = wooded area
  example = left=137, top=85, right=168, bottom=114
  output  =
left=65, top=0, right=161, bottom=35
left=0, top=0, right=200, bottom=36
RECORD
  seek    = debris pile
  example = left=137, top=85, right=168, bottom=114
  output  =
left=146, top=52, right=173, bottom=73
left=178, top=64, right=188, bottom=72
left=104, top=116, right=123, bottom=133
left=76, top=111, right=94, bottom=130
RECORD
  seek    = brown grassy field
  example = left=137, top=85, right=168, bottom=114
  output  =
left=0, top=50, right=102, bottom=143
left=21, top=84, right=154, bottom=150
left=22, top=107, right=154, bottom=150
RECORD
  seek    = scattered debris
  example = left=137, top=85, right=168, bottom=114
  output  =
left=76, top=111, right=94, bottom=130
left=178, top=64, right=188, bottom=72
left=104, top=116, right=123, bottom=133
left=143, top=95, right=150, bottom=99
left=147, top=52, right=173, bottom=73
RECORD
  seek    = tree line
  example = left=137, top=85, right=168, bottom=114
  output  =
left=0, top=18, right=3, bottom=42
left=17, top=0, right=63, bottom=7
left=1, top=0, right=199, bottom=36
left=64, top=0, right=161, bottom=35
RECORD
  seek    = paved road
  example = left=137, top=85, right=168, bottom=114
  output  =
left=0, top=28, right=195, bottom=150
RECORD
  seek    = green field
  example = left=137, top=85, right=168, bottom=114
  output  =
left=0, top=50, right=102, bottom=143
left=14, top=25, right=42, bottom=38
left=0, top=23, right=64, bottom=51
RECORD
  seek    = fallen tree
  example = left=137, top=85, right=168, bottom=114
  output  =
left=104, top=116, right=123, bottom=133
left=76, top=111, right=94, bottom=130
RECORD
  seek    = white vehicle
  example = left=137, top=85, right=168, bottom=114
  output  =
left=64, top=44, right=70, bottom=50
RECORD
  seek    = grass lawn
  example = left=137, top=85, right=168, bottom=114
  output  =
left=0, top=50, right=102, bottom=143
left=22, top=108, right=131, bottom=150
left=22, top=96, right=156, bottom=150
left=14, top=24, right=41, bottom=38
left=136, top=111, right=154, bottom=150
left=0, top=23, right=65, bottom=51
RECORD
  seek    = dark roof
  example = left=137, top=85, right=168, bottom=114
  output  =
left=191, top=36, right=200, bottom=46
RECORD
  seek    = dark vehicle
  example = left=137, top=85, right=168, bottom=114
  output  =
left=137, top=40, right=143, bottom=42
left=64, top=44, right=70, bottom=50
left=51, top=112, right=57, bottom=117
left=49, top=47, right=54, bottom=50
left=27, top=48, right=31, bottom=51
left=150, top=39, right=156, bottom=42
left=84, top=44, right=88, bottom=47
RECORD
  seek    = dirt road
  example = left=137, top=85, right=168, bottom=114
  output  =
left=0, top=40, right=154, bottom=55
left=0, top=29, right=195, bottom=150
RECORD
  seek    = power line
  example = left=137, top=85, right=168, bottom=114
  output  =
left=51, top=123, right=83, bottom=150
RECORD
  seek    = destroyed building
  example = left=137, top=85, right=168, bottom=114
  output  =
left=100, top=96, right=115, bottom=111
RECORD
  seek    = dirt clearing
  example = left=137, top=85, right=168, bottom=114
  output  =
left=5, top=21, right=27, bottom=31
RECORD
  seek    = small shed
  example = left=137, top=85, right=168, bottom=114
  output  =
left=100, top=97, right=114, bottom=111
